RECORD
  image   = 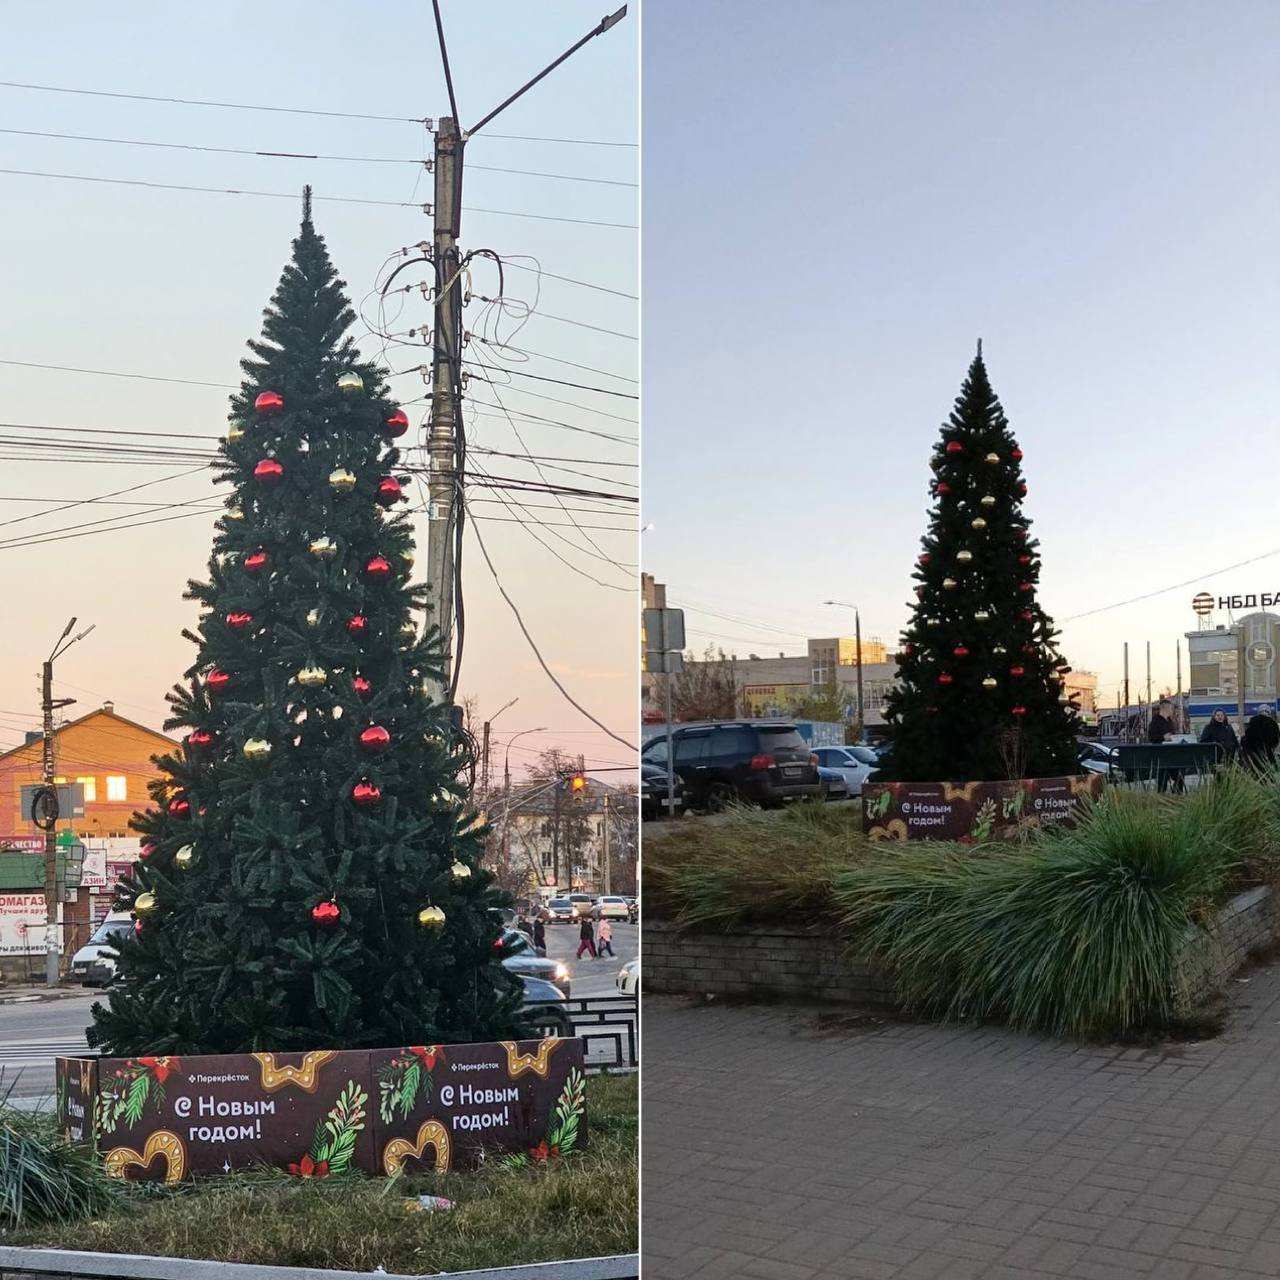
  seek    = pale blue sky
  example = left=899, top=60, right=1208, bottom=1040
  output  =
left=0, top=1, right=637, bottom=777
left=643, top=0, right=1280, bottom=708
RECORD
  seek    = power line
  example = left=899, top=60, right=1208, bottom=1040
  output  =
left=479, top=303, right=635, bottom=341
left=466, top=377, right=637, bottom=425
left=0, top=465, right=210, bottom=530
left=500, top=260, right=637, bottom=301
left=0, top=167, right=637, bottom=229
left=472, top=336, right=635, bottom=384
left=0, top=358, right=234, bottom=389
left=461, top=361, right=636, bottom=399
left=467, top=509, right=636, bottom=752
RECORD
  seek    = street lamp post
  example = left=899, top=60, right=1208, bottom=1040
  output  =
left=501, top=727, right=547, bottom=888
left=480, top=696, right=518, bottom=796
left=822, top=600, right=864, bottom=743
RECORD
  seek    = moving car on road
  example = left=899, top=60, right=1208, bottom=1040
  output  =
left=593, top=895, right=631, bottom=920
left=813, top=745, right=880, bottom=796
left=616, top=958, right=639, bottom=996
left=641, top=721, right=822, bottom=811
left=546, top=897, right=576, bottom=924
left=519, top=975, right=575, bottom=1039
left=69, top=912, right=132, bottom=987
left=569, top=893, right=594, bottom=919
left=499, top=928, right=572, bottom=996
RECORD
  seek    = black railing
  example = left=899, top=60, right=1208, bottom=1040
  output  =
left=564, top=994, right=637, bottom=1071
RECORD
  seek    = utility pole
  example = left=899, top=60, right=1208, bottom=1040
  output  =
left=1237, top=623, right=1247, bottom=733
left=1123, top=642, right=1130, bottom=727
left=1146, top=640, right=1152, bottom=708
left=39, top=618, right=92, bottom=985
left=480, top=720, right=491, bottom=795
left=424, top=114, right=464, bottom=706
left=1176, top=641, right=1183, bottom=728
left=600, top=792, right=611, bottom=895
left=854, top=609, right=865, bottom=743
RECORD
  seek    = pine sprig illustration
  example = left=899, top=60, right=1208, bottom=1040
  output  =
left=545, top=1069, right=586, bottom=1155
left=308, top=1080, right=368, bottom=1176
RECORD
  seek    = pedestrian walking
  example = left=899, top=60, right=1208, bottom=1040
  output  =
left=576, top=915, right=597, bottom=960
left=597, top=917, right=615, bottom=958
left=1199, top=708, right=1239, bottom=765
left=1148, top=699, right=1183, bottom=792
left=1242, top=707, right=1280, bottom=772
left=532, top=917, right=547, bottom=953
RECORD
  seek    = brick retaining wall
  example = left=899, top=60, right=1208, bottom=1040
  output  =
left=646, top=886, right=1277, bottom=1010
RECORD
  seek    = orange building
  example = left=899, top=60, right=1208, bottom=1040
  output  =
left=0, top=702, right=178, bottom=840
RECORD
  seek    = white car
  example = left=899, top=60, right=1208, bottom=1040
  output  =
left=812, top=745, right=879, bottom=796
left=593, top=896, right=630, bottom=921
left=616, top=958, right=639, bottom=996
left=69, top=912, right=133, bottom=986
left=1079, top=742, right=1117, bottom=776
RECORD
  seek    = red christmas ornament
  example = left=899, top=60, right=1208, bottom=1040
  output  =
left=1020, top=610, right=1034, bottom=623
left=352, top=779, right=382, bottom=808
left=1018, top=554, right=1031, bottom=565
left=945, top=441, right=963, bottom=455
left=243, top=548, right=268, bottom=573
left=376, top=476, right=403, bottom=507
left=254, top=390, right=284, bottom=415
left=206, top=668, right=231, bottom=694
left=226, top=611, right=254, bottom=630
left=1011, top=447, right=1023, bottom=460
left=1019, top=582, right=1033, bottom=592
left=347, top=614, right=369, bottom=637
left=938, top=672, right=954, bottom=686
left=953, top=645, right=970, bottom=658
left=352, top=674, right=373, bottom=701
left=140, top=843, right=156, bottom=860
left=186, top=730, right=214, bottom=753
left=359, top=724, right=391, bottom=754
left=364, top=555, right=392, bottom=581
left=1015, top=529, right=1028, bottom=540
left=254, top=458, right=284, bottom=486
left=134, top=919, right=143, bottom=936
left=1011, top=706, right=1028, bottom=717
left=936, top=482, right=952, bottom=496
left=169, top=793, right=191, bottom=818
left=918, top=552, right=931, bottom=565
left=1019, top=483, right=1028, bottom=496
left=383, top=409, right=410, bottom=438
left=1010, top=665, right=1026, bottom=677
left=311, top=900, right=340, bottom=926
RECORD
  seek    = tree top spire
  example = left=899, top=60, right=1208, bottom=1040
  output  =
left=301, top=184, right=313, bottom=227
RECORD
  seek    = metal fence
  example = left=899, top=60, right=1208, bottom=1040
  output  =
left=564, top=994, right=637, bottom=1072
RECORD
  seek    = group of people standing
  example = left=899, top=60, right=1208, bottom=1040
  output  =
left=1146, top=699, right=1280, bottom=784
left=518, top=910, right=614, bottom=960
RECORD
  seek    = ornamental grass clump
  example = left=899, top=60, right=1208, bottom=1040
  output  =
left=836, top=784, right=1258, bottom=1039
left=0, top=1100, right=118, bottom=1227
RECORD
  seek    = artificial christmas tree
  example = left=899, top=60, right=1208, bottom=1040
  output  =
left=878, top=346, right=1082, bottom=783
left=89, top=190, right=525, bottom=1055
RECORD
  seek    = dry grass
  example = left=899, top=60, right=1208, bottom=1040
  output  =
left=10, top=1074, right=636, bottom=1274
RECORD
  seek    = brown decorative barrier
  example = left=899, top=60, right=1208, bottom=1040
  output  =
left=56, top=1037, right=585, bottom=1183
left=861, top=773, right=1103, bottom=841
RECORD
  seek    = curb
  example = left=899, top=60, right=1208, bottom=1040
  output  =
left=0, top=988, right=93, bottom=1005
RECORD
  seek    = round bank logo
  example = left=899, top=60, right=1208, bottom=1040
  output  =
left=1192, top=591, right=1214, bottom=617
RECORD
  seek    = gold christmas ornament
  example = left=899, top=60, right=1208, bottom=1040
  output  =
left=328, top=468, right=357, bottom=494
left=975, top=610, right=991, bottom=621
left=980, top=495, right=997, bottom=508
left=309, top=537, right=337, bottom=559
left=984, top=451, right=1000, bottom=464
left=297, top=664, right=327, bottom=688
left=134, top=892, right=157, bottom=915
left=243, top=738, right=272, bottom=761
left=925, top=617, right=941, bottom=627
left=982, top=676, right=998, bottom=689
left=970, top=517, right=987, bottom=530
left=417, top=905, right=447, bottom=929
left=337, top=370, right=364, bottom=394
left=227, top=424, right=245, bottom=444
left=942, top=578, right=958, bottom=590
left=306, top=608, right=322, bottom=628
left=174, top=845, right=195, bottom=869
left=956, top=550, right=973, bottom=564
left=450, top=860, right=472, bottom=880
left=225, top=507, right=245, bottom=522
left=993, top=645, right=1008, bottom=655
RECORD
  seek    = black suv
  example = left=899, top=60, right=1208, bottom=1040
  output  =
left=641, top=721, right=821, bottom=811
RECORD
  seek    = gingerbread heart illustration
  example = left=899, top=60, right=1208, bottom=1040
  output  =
left=103, top=1130, right=186, bottom=1184
left=383, top=1119, right=451, bottom=1175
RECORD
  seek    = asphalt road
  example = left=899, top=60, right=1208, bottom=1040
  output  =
left=0, top=922, right=637, bottom=1100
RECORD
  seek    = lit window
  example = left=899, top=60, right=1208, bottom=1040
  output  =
left=75, top=776, right=97, bottom=802
left=106, top=776, right=127, bottom=802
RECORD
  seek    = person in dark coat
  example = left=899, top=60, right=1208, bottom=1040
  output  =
left=1148, top=699, right=1181, bottom=792
left=532, top=917, right=547, bottom=953
left=576, top=914, right=597, bottom=960
left=1242, top=709, right=1280, bottom=771
left=1199, top=709, right=1239, bottom=765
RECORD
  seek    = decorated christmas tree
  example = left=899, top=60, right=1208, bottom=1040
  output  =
left=878, top=347, right=1081, bottom=783
left=89, top=191, right=525, bottom=1056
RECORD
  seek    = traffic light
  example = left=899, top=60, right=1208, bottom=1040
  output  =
left=568, top=773, right=587, bottom=796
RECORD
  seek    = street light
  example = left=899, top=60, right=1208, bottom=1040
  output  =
left=479, top=697, right=519, bottom=794
left=822, top=600, right=865, bottom=742
left=500, top=727, right=548, bottom=890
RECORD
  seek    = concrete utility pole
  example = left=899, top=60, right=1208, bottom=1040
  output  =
left=601, top=792, right=611, bottom=895
left=1146, top=640, right=1152, bottom=709
left=854, top=609, right=865, bottom=742
left=424, top=115, right=464, bottom=705
left=39, top=618, right=92, bottom=985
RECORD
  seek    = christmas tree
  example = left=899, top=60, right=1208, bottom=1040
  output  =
left=878, top=347, right=1082, bottom=783
left=89, top=192, right=526, bottom=1055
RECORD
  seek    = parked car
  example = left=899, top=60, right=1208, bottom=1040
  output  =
left=568, top=893, right=594, bottom=919
left=499, top=928, right=572, bottom=996
left=641, top=721, right=822, bottom=810
left=641, top=760, right=685, bottom=820
left=519, top=975, right=575, bottom=1039
left=70, top=913, right=132, bottom=987
left=616, top=958, right=639, bottom=996
left=813, top=745, right=880, bottom=796
left=593, top=895, right=631, bottom=921
left=817, top=766, right=850, bottom=801
left=546, top=897, right=576, bottom=924
left=1079, top=741, right=1117, bottom=776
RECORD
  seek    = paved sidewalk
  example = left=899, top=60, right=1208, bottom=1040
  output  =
left=643, top=963, right=1280, bottom=1279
